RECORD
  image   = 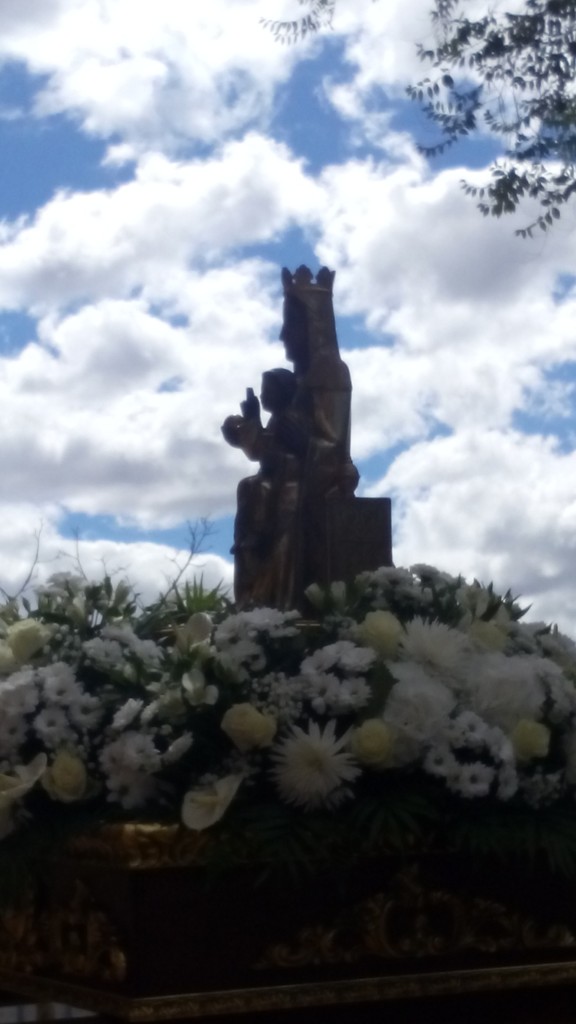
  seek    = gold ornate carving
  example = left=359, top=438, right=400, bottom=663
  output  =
left=0, top=879, right=126, bottom=983
left=3, top=962, right=576, bottom=1020
left=257, top=865, right=576, bottom=968
left=65, top=822, right=211, bottom=868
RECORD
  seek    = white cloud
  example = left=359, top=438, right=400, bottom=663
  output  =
left=0, top=0, right=307, bottom=150
left=0, top=504, right=233, bottom=607
left=371, top=429, right=576, bottom=633
left=0, top=135, right=320, bottom=314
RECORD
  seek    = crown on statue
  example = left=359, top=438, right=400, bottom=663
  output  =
left=281, top=265, right=335, bottom=298
left=281, top=265, right=339, bottom=359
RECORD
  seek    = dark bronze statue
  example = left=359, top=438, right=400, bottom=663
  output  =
left=222, top=265, right=392, bottom=609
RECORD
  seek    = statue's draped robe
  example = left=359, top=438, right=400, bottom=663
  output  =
left=234, top=349, right=358, bottom=609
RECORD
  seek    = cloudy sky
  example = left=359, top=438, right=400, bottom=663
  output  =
left=0, top=0, right=575, bottom=629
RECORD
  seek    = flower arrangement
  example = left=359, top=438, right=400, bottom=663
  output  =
left=1, top=564, right=576, bottom=884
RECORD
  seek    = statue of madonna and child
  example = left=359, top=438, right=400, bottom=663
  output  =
left=222, top=265, right=392, bottom=610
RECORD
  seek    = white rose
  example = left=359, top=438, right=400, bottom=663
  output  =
left=350, top=719, right=395, bottom=769
left=356, top=611, right=403, bottom=659
left=469, top=620, right=507, bottom=652
left=7, top=620, right=51, bottom=664
left=511, top=719, right=550, bottom=762
left=221, top=703, right=277, bottom=752
left=43, top=749, right=89, bottom=803
left=0, top=642, right=17, bottom=674
left=182, top=774, right=243, bottom=831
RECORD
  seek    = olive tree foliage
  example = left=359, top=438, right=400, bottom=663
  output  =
left=263, top=0, right=576, bottom=236
left=261, top=0, right=336, bottom=40
left=407, top=0, right=576, bottom=237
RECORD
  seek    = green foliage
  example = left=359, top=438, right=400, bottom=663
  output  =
left=408, top=0, right=576, bottom=232
left=138, top=576, right=230, bottom=638
left=446, top=798, right=576, bottom=879
left=261, top=0, right=336, bottom=42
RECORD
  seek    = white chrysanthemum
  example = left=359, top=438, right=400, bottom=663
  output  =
left=271, top=721, right=360, bottom=811
left=100, top=731, right=161, bottom=775
left=301, top=641, right=375, bottom=677
left=399, top=618, right=470, bottom=675
left=215, top=639, right=266, bottom=678
left=42, top=662, right=82, bottom=704
left=300, top=670, right=371, bottom=716
left=101, top=625, right=163, bottom=665
left=83, top=636, right=125, bottom=669
left=214, top=609, right=299, bottom=646
left=0, top=670, right=39, bottom=716
left=251, top=673, right=304, bottom=723
left=106, top=770, right=160, bottom=810
left=67, top=693, right=104, bottom=730
left=423, top=744, right=459, bottom=781
left=446, top=711, right=489, bottom=750
left=33, top=707, right=73, bottom=747
left=448, top=762, right=496, bottom=799
left=383, top=671, right=455, bottom=743
left=462, top=653, right=546, bottom=731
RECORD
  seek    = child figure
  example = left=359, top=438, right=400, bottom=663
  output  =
left=222, top=368, right=302, bottom=603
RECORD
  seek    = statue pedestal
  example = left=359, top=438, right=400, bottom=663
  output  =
left=304, top=497, right=393, bottom=592
left=0, top=826, right=574, bottom=1020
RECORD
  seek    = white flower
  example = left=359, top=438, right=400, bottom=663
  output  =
left=383, top=671, right=455, bottom=743
left=182, top=774, right=243, bottom=831
left=100, top=731, right=161, bottom=774
left=215, top=609, right=299, bottom=645
left=221, top=703, right=277, bottom=752
left=112, top=698, right=144, bottom=731
left=42, top=749, right=90, bottom=803
left=462, top=653, right=546, bottom=731
left=182, top=667, right=218, bottom=706
left=350, top=720, right=395, bottom=769
left=468, top=620, right=507, bottom=652
left=215, top=639, right=266, bottom=678
left=445, top=711, right=489, bottom=749
left=67, top=693, right=104, bottom=730
left=423, top=744, right=459, bottom=781
left=106, top=770, right=160, bottom=810
left=7, top=620, right=51, bottom=664
left=304, top=581, right=347, bottom=612
left=33, top=706, right=73, bottom=747
left=399, top=618, right=470, bottom=675
left=0, top=644, right=17, bottom=675
left=271, top=720, right=360, bottom=811
left=301, top=641, right=375, bottom=678
left=83, top=636, right=124, bottom=669
left=301, top=671, right=371, bottom=716
left=164, top=733, right=193, bottom=764
left=511, top=719, right=550, bottom=762
left=174, top=612, right=212, bottom=654
left=355, top=611, right=403, bottom=659
left=0, top=670, right=40, bottom=716
left=448, top=762, right=496, bottom=799
left=42, top=662, right=82, bottom=703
